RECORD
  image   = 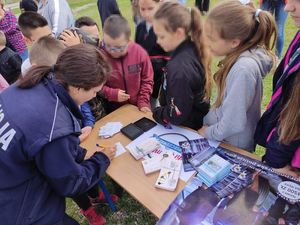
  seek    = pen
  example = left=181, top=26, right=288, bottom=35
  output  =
left=96, top=143, right=107, bottom=148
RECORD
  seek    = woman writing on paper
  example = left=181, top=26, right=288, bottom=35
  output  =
left=0, top=44, right=116, bottom=225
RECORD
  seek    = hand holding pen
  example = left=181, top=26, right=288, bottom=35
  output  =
left=96, top=144, right=116, bottom=161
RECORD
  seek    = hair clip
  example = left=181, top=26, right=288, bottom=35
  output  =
left=255, top=9, right=262, bottom=23
left=255, top=9, right=262, bottom=18
left=239, top=0, right=250, bottom=5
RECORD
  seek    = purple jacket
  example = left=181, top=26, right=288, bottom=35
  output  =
left=0, top=10, right=27, bottom=55
left=254, top=31, right=300, bottom=168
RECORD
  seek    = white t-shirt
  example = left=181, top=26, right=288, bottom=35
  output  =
left=21, top=58, right=31, bottom=76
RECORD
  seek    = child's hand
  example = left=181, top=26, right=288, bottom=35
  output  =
left=79, top=126, right=93, bottom=143
left=139, top=106, right=151, bottom=112
left=198, top=125, right=208, bottom=137
left=117, top=90, right=130, bottom=102
left=59, top=30, right=81, bottom=47
left=97, top=146, right=116, bottom=161
left=273, top=165, right=300, bottom=180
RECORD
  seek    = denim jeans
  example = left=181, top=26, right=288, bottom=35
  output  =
left=261, top=0, right=288, bottom=58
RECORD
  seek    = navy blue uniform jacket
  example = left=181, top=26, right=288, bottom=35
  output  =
left=0, top=75, right=110, bottom=225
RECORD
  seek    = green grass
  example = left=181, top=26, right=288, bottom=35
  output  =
left=6, top=0, right=298, bottom=224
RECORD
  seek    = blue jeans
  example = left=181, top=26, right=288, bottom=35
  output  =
left=261, top=0, right=288, bottom=58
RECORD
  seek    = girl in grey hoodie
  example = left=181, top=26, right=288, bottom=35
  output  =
left=199, top=0, right=276, bottom=152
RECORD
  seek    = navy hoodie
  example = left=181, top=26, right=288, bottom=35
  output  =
left=0, top=75, right=110, bottom=225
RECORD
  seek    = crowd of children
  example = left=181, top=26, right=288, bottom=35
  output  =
left=0, top=0, right=299, bottom=224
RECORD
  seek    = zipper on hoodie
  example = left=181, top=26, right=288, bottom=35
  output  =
left=121, top=58, right=128, bottom=93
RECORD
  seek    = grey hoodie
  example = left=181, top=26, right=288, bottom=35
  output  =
left=204, top=48, right=273, bottom=152
left=38, top=0, right=74, bottom=37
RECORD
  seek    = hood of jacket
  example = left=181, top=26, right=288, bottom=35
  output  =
left=239, top=48, right=274, bottom=78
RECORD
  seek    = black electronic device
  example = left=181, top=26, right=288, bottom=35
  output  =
left=121, top=117, right=157, bottom=140
left=133, top=117, right=157, bottom=132
left=120, top=123, right=144, bottom=140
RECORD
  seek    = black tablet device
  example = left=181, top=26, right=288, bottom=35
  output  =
left=133, top=117, right=157, bottom=132
left=120, top=123, right=144, bottom=140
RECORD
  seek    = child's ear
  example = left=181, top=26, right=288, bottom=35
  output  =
left=231, top=39, right=241, bottom=49
left=22, top=34, right=33, bottom=45
left=175, top=27, right=186, bottom=40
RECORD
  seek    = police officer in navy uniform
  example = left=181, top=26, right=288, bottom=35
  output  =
left=0, top=44, right=116, bottom=225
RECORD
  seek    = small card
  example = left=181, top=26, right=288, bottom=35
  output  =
left=155, top=159, right=181, bottom=191
left=141, top=151, right=172, bottom=174
left=115, top=142, right=126, bottom=158
left=142, top=156, right=162, bottom=174
left=129, top=138, right=161, bottom=160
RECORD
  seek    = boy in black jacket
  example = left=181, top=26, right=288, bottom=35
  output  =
left=0, top=31, right=21, bottom=84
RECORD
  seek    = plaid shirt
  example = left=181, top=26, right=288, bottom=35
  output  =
left=0, top=10, right=27, bottom=55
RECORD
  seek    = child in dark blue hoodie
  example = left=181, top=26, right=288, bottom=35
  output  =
left=0, top=44, right=115, bottom=225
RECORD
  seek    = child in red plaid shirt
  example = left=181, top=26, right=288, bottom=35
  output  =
left=0, top=0, right=28, bottom=62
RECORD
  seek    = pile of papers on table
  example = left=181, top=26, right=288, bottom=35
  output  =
left=197, top=154, right=232, bottom=187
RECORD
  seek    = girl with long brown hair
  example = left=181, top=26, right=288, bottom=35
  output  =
left=255, top=0, right=300, bottom=177
left=198, top=0, right=277, bottom=152
left=256, top=74, right=300, bottom=178
left=152, top=1, right=211, bottom=130
left=0, top=44, right=115, bottom=225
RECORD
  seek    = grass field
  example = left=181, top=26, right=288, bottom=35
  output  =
left=7, top=0, right=299, bottom=224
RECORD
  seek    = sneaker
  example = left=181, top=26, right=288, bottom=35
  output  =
left=80, top=207, right=106, bottom=225
left=90, top=192, right=119, bottom=206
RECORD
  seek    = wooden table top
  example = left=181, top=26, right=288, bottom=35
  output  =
left=81, top=104, right=261, bottom=218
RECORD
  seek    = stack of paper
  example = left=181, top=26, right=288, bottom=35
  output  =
left=197, top=154, right=232, bottom=187
left=129, top=138, right=161, bottom=160
left=99, top=122, right=123, bottom=138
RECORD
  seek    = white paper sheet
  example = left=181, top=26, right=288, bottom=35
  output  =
left=98, top=122, right=123, bottom=138
left=115, top=142, right=126, bottom=158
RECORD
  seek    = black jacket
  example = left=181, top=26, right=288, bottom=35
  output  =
left=135, top=21, right=169, bottom=98
left=153, top=39, right=209, bottom=130
left=0, top=47, right=21, bottom=84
